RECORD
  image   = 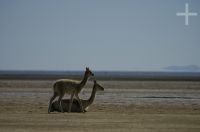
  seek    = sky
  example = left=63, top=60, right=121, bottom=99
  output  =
left=0, top=0, right=200, bottom=71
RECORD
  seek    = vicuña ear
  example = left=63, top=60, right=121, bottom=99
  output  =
left=86, top=67, right=89, bottom=70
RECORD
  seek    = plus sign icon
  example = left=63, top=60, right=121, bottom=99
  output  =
left=176, top=3, right=198, bottom=25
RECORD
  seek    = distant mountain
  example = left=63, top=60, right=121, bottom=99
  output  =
left=164, top=65, right=200, bottom=72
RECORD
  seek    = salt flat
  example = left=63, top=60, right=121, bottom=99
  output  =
left=0, top=80, right=200, bottom=132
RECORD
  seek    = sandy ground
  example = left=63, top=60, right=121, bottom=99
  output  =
left=0, top=80, right=200, bottom=132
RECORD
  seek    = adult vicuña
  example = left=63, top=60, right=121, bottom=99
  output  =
left=50, top=80, right=104, bottom=112
left=48, top=67, right=94, bottom=113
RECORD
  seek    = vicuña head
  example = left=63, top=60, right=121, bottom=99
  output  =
left=93, top=80, right=104, bottom=91
left=86, top=67, right=94, bottom=77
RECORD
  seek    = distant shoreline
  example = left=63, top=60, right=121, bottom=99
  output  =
left=0, top=71, right=200, bottom=81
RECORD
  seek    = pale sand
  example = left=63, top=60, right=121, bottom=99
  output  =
left=0, top=80, right=200, bottom=132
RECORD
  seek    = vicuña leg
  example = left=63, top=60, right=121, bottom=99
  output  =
left=48, top=93, right=57, bottom=113
left=68, top=91, right=75, bottom=112
left=58, top=94, right=64, bottom=113
left=75, top=93, right=84, bottom=112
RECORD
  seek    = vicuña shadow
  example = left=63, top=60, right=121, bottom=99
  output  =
left=50, top=80, right=104, bottom=113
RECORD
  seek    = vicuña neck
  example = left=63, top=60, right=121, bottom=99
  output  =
left=79, top=71, right=88, bottom=88
left=87, top=85, right=97, bottom=106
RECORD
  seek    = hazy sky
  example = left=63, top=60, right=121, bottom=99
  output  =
left=0, top=0, right=200, bottom=71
